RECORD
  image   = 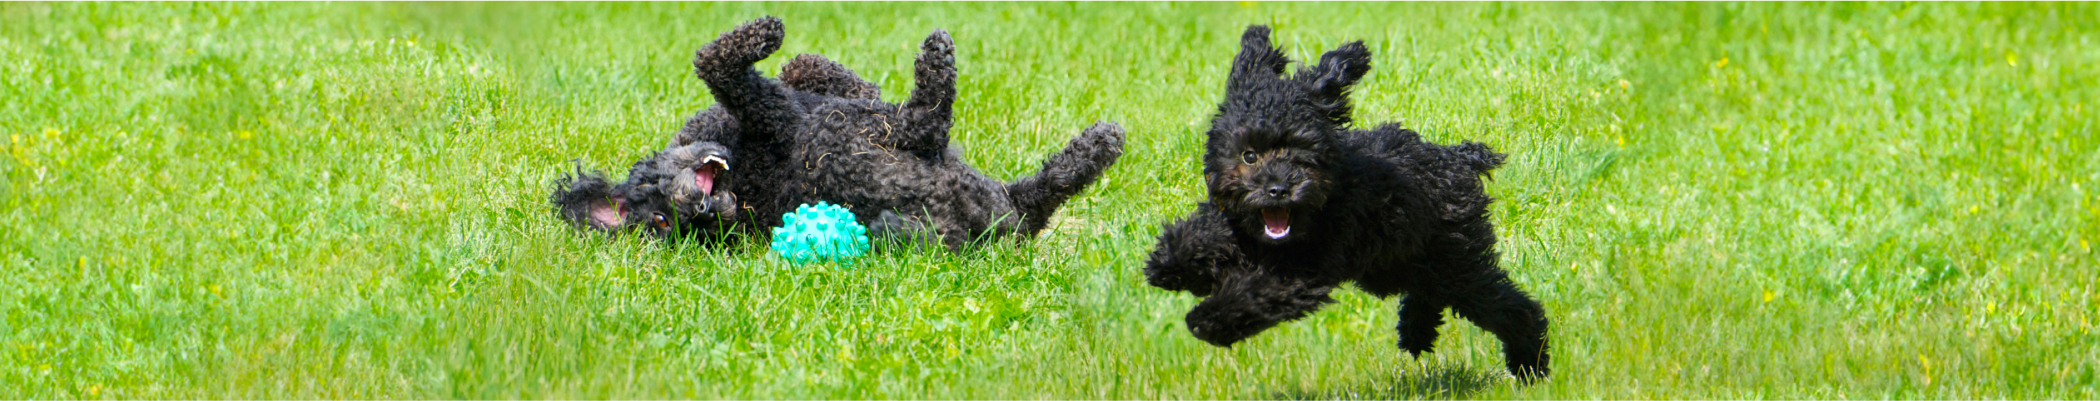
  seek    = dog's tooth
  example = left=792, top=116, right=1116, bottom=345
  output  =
left=701, top=155, right=730, bottom=170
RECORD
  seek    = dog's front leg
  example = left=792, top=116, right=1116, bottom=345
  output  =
left=1143, top=205, right=1239, bottom=296
left=1395, top=293, right=1448, bottom=358
left=692, top=16, right=802, bottom=142
left=1181, top=269, right=1338, bottom=347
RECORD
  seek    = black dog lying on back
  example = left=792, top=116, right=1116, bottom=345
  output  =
left=1141, top=25, right=1550, bottom=381
left=553, top=17, right=1125, bottom=250
left=549, top=51, right=891, bottom=240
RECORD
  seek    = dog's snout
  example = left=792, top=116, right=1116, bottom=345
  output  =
left=1265, top=185, right=1289, bottom=198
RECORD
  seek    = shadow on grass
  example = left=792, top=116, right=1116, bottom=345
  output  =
left=1273, top=363, right=1509, bottom=400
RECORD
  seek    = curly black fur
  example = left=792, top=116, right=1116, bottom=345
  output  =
left=1141, top=25, right=1550, bottom=382
left=552, top=17, right=1126, bottom=251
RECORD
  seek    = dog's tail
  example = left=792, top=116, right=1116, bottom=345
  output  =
left=1006, top=122, right=1126, bottom=236
left=1449, top=141, right=1507, bottom=179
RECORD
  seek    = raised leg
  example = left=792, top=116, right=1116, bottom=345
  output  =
left=673, top=52, right=878, bottom=148
left=1006, top=122, right=1125, bottom=235
left=1142, top=203, right=1238, bottom=296
left=1184, top=269, right=1338, bottom=347
left=691, top=16, right=801, bottom=142
left=881, top=29, right=957, bottom=157
left=903, top=29, right=956, bottom=119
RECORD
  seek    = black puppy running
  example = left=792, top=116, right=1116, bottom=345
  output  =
left=1142, top=25, right=1550, bottom=381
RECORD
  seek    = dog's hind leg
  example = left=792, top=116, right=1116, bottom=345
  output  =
left=1450, top=272, right=1550, bottom=383
left=1005, top=122, right=1126, bottom=235
left=1433, top=236, right=1550, bottom=382
left=692, top=16, right=801, bottom=142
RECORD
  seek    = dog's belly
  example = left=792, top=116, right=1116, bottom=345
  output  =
left=785, top=105, right=1014, bottom=235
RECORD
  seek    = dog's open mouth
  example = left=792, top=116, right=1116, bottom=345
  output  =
left=694, top=155, right=729, bottom=196
left=1261, top=207, right=1290, bottom=239
left=592, top=199, right=625, bottom=230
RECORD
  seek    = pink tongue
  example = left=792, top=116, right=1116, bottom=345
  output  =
left=1261, top=208, right=1290, bottom=239
left=694, top=167, right=716, bottom=196
left=592, top=203, right=624, bottom=229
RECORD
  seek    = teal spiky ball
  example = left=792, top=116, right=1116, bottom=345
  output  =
left=769, top=202, right=870, bottom=267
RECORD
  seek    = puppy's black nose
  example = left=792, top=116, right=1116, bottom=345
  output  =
left=1265, top=185, right=1289, bottom=198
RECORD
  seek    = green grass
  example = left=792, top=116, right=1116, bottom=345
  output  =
left=4, top=2, right=2096, bottom=398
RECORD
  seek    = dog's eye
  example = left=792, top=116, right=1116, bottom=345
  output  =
left=652, top=213, right=670, bottom=228
left=1241, top=150, right=1258, bottom=165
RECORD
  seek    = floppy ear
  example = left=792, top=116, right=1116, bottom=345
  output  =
left=1297, top=40, right=1372, bottom=125
left=1301, top=41, right=1371, bottom=101
left=1227, top=25, right=1290, bottom=93
left=551, top=165, right=625, bottom=231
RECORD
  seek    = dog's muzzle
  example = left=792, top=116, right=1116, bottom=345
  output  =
left=694, top=155, right=728, bottom=197
left=673, top=156, right=731, bottom=214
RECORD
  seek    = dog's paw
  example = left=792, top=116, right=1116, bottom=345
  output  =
left=1184, top=295, right=1274, bottom=347
left=702, top=191, right=737, bottom=219
left=1143, top=258, right=1216, bottom=296
left=1079, top=122, right=1127, bottom=161
left=697, top=16, right=784, bottom=69
left=909, top=29, right=957, bottom=103
left=918, top=29, right=955, bottom=70
left=1143, top=241, right=1223, bottom=296
left=1082, top=121, right=1126, bottom=142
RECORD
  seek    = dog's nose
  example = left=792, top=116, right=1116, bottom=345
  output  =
left=1265, top=185, right=1289, bottom=198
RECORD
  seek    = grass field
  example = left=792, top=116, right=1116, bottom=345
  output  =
left=4, top=2, right=2097, bottom=398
